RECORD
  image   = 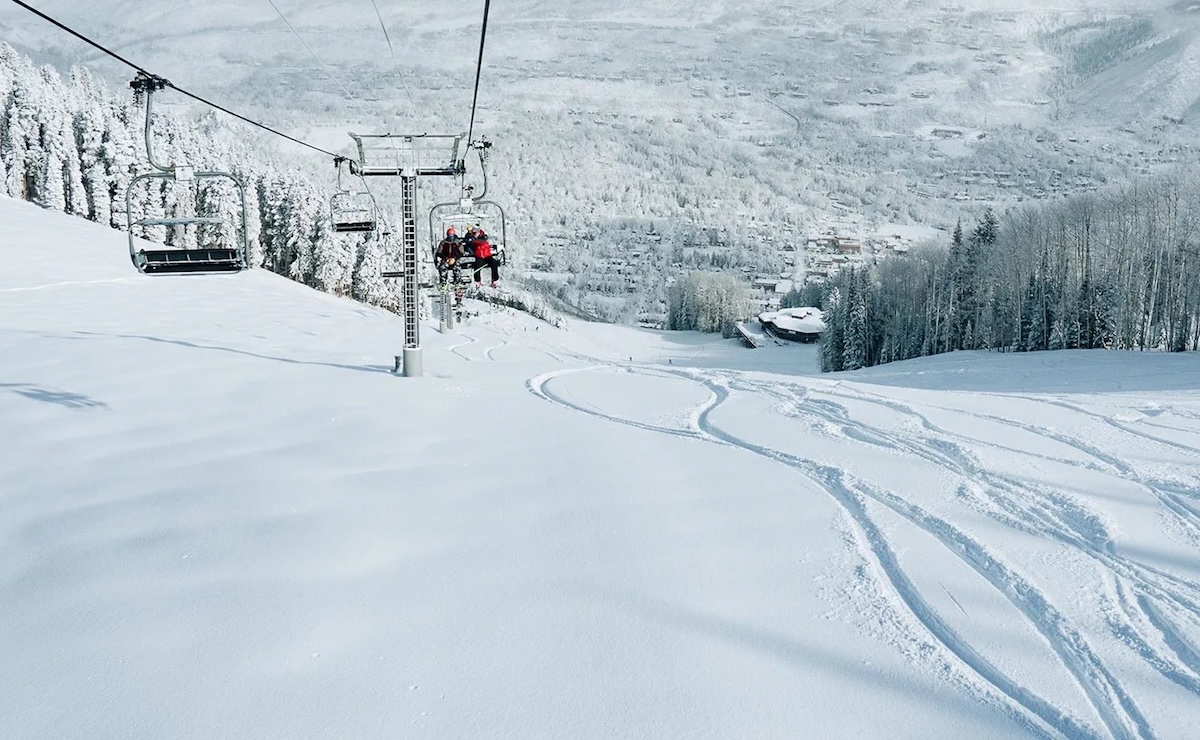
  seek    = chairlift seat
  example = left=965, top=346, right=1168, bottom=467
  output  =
left=136, top=247, right=244, bottom=274
left=331, top=191, right=378, bottom=234
left=135, top=216, right=226, bottom=227
left=333, top=219, right=376, bottom=233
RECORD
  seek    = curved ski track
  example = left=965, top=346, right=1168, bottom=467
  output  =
left=527, top=363, right=1200, bottom=740
left=753, top=378, right=1200, bottom=714
left=447, top=332, right=480, bottom=362
left=793, top=383, right=1200, bottom=711
left=795, top=384, right=1200, bottom=613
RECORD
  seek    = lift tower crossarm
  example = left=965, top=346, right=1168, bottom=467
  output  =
left=348, top=133, right=466, bottom=178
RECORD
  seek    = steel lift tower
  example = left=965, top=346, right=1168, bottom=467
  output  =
left=349, top=133, right=466, bottom=377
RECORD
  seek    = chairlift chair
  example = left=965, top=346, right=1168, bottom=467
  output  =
left=331, top=157, right=378, bottom=233
left=126, top=73, right=249, bottom=275
left=347, top=133, right=465, bottom=178
left=429, top=198, right=508, bottom=267
left=429, top=138, right=509, bottom=267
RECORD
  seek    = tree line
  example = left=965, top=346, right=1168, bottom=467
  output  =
left=0, top=43, right=398, bottom=309
left=667, top=272, right=750, bottom=337
left=816, top=175, right=1200, bottom=372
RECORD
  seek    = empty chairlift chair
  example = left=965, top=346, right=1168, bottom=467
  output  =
left=330, top=158, right=378, bottom=233
left=125, top=72, right=249, bottom=275
left=331, top=191, right=378, bottom=233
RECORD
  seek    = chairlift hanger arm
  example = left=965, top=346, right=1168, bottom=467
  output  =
left=460, top=138, right=493, bottom=200
left=334, top=156, right=348, bottom=190
left=131, top=77, right=172, bottom=173
left=465, top=0, right=493, bottom=146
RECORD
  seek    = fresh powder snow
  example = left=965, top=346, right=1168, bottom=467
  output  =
left=2, top=193, right=1200, bottom=738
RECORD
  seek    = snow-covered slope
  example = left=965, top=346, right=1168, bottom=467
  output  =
left=1049, top=2, right=1200, bottom=125
left=2, top=196, right=1200, bottom=738
left=5, top=0, right=1198, bottom=324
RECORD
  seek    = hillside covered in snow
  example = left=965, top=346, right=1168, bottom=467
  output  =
left=3, top=195, right=1200, bottom=737
left=3, top=0, right=1199, bottom=322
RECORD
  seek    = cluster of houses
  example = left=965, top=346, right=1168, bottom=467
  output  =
left=525, top=223, right=920, bottom=342
left=746, top=228, right=917, bottom=313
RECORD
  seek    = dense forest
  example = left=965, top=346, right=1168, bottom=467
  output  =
left=813, top=176, right=1200, bottom=372
left=667, top=271, right=750, bottom=336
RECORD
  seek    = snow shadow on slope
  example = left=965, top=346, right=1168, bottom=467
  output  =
left=550, top=582, right=1023, bottom=732
left=67, top=331, right=395, bottom=376
left=1, top=383, right=107, bottom=410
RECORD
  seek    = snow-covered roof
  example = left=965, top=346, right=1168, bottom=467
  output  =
left=759, top=306, right=826, bottom=334
left=773, top=314, right=825, bottom=334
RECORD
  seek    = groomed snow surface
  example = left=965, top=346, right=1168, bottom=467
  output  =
left=3, top=194, right=1200, bottom=739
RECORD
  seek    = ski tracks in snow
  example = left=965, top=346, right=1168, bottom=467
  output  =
left=447, top=332, right=480, bottom=362
left=804, top=386, right=1200, bottom=610
left=763, top=379, right=1200, bottom=727
left=450, top=331, right=564, bottom=365
left=446, top=312, right=565, bottom=365
left=528, top=362, right=1200, bottom=739
left=527, top=366, right=705, bottom=443
left=0, top=277, right=137, bottom=293
left=690, top=374, right=1151, bottom=740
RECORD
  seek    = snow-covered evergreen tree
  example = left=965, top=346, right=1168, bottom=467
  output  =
left=352, top=235, right=397, bottom=311
left=842, top=268, right=871, bottom=371
left=820, top=286, right=845, bottom=373
left=667, top=272, right=749, bottom=335
left=3, top=59, right=39, bottom=200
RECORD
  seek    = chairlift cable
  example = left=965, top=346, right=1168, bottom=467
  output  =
left=6, top=0, right=147, bottom=73
left=265, top=0, right=361, bottom=106
left=368, top=0, right=415, bottom=104
left=167, top=83, right=340, bottom=158
left=265, top=0, right=392, bottom=169
left=5, top=0, right=341, bottom=159
left=465, top=0, right=492, bottom=146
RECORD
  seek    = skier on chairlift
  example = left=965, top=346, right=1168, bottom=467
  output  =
left=460, top=225, right=477, bottom=255
left=467, top=224, right=500, bottom=288
left=435, top=226, right=463, bottom=287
